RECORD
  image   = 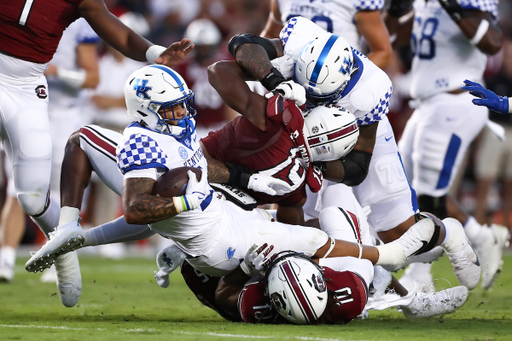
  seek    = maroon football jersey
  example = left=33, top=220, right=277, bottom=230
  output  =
left=0, top=0, right=82, bottom=63
left=238, top=280, right=285, bottom=324
left=202, top=95, right=322, bottom=207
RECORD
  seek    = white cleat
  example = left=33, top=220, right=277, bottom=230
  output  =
left=400, top=286, right=469, bottom=318
left=0, top=264, right=14, bottom=282
left=399, top=263, right=435, bottom=293
left=441, top=218, right=481, bottom=290
left=25, top=220, right=85, bottom=273
left=55, top=251, right=82, bottom=307
left=476, top=224, right=510, bottom=290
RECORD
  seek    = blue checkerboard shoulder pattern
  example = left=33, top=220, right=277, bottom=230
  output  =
left=117, top=133, right=167, bottom=174
left=355, top=0, right=384, bottom=11
left=280, top=17, right=298, bottom=50
left=460, top=0, right=498, bottom=18
left=357, top=86, right=393, bottom=126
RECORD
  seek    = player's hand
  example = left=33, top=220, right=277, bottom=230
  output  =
left=247, top=173, right=293, bottom=196
left=240, top=243, right=277, bottom=276
left=154, top=244, right=187, bottom=288
left=462, top=79, right=510, bottom=114
left=174, top=170, right=213, bottom=213
left=437, top=0, right=466, bottom=22
left=155, top=38, right=195, bottom=66
left=267, top=80, right=307, bottom=107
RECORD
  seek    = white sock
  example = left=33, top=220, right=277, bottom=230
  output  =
left=0, top=246, right=16, bottom=268
left=59, top=206, right=80, bottom=226
left=375, top=242, right=405, bottom=270
left=463, top=216, right=491, bottom=245
left=30, top=196, right=60, bottom=237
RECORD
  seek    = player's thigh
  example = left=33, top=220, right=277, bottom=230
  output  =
left=79, top=125, right=123, bottom=195
left=353, top=119, right=417, bottom=232
left=411, top=93, right=487, bottom=196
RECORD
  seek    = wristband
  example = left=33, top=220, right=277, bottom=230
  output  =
left=146, top=45, right=167, bottom=64
left=56, top=68, right=86, bottom=89
left=322, top=237, right=336, bottom=259
left=469, top=19, right=489, bottom=46
left=173, top=195, right=191, bottom=214
left=260, top=67, right=286, bottom=91
left=226, top=163, right=254, bottom=188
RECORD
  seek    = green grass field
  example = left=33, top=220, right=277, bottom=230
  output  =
left=1, top=252, right=512, bottom=341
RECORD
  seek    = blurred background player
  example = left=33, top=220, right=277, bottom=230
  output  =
left=386, top=0, right=508, bottom=290
left=0, top=0, right=193, bottom=305
left=173, top=18, right=238, bottom=139
left=260, top=0, right=393, bottom=69
left=0, top=18, right=100, bottom=283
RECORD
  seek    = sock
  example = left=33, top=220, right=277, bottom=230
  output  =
left=463, top=216, right=492, bottom=245
left=59, top=206, right=80, bottom=226
left=83, top=216, right=154, bottom=246
left=0, top=246, right=16, bottom=268
left=30, top=196, right=60, bottom=237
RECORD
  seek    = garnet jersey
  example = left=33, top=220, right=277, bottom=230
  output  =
left=238, top=266, right=368, bottom=324
left=0, top=0, right=82, bottom=63
left=201, top=95, right=322, bottom=207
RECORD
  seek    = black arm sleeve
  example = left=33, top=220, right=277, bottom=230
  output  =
left=226, top=163, right=255, bottom=189
left=228, top=34, right=279, bottom=60
left=341, top=150, right=373, bottom=186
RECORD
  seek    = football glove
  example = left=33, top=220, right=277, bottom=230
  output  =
left=462, top=79, right=510, bottom=114
left=173, top=169, right=213, bottom=213
left=154, top=244, right=187, bottom=288
left=247, top=173, right=293, bottom=196
left=438, top=0, right=466, bottom=22
left=240, top=243, right=277, bottom=276
left=270, top=80, right=307, bottom=107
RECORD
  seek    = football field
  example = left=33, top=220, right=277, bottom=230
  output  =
left=1, top=251, right=512, bottom=341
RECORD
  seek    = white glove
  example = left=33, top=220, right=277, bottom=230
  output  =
left=240, top=243, right=277, bottom=276
left=154, top=244, right=187, bottom=288
left=247, top=173, right=293, bottom=196
left=265, top=80, right=306, bottom=107
left=173, top=169, right=213, bottom=213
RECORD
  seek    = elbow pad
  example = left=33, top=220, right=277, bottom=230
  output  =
left=341, top=150, right=372, bottom=186
left=228, top=34, right=278, bottom=60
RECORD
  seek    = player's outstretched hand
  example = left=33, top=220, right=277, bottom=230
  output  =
left=155, top=38, right=195, bottom=67
left=248, top=173, right=293, bottom=196
left=240, top=243, right=277, bottom=276
left=266, top=80, right=306, bottom=107
left=462, top=79, right=510, bottom=114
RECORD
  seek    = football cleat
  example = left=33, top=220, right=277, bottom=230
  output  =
left=25, top=220, right=85, bottom=273
left=400, top=286, right=469, bottom=318
left=476, top=224, right=510, bottom=290
left=399, top=263, right=435, bottom=293
left=55, top=251, right=82, bottom=307
left=441, top=218, right=481, bottom=290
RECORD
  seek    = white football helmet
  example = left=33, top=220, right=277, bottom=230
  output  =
left=303, top=106, right=359, bottom=162
left=266, top=252, right=328, bottom=324
left=184, top=18, right=221, bottom=46
left=294, top=33, right=356, bottom=107
left=124, top=65, right=196, bottom=140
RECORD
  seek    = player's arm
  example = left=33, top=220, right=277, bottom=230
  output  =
left=207, top=60, right=268, bottom=129
left=384, top=0, right=415, bottom=49
left=354, top=11, right=393, bottom=68
left=78, top=0, right=193, bottom=65
left=438, top=0, right=502, bottom=55
left=215, top=267, right=249, bottom=320
left=260, top=0, right=284, bottom=38
left=320, top=122, right=377, bottom=185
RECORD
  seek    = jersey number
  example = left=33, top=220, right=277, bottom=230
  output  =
left=411, top=18, right=439, bottom=60
left=19, top=0, right=35, bottom=26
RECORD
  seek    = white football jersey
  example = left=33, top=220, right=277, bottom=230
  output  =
left=410, top=0, right=498, bottom=100
left=47, top=18, right=98, bottom=108
left=116, top=122, right=222, bottom=256
left=276, top=0, right=385, bottom=48
left=272, top=17, right=392, bottom=126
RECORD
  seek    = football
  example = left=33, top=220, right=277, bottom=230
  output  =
left=152, top=167, right=202, bottom=198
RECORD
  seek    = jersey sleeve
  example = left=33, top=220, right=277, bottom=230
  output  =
left=355, top=0, right=385, bottom=10
left=74, top=18, right=99, bottom=44
left=116, top=133, right=168, bottom=175
left=459, top=0, right=498, bottom=19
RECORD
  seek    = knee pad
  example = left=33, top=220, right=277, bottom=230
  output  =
left=417, top=194, right=448, bottom=219
left=17, top=191, right=48, bottom=216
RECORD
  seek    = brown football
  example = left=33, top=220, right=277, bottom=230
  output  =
left=152, top=167, right=202, bottom=198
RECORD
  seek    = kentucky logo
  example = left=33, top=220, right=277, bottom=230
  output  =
left=339, top=55, right=353, bottom=75
left=35, top=85, right=47, bottom=99
left=133, top=79, right=152, bottom=100
left=227, top=247, right=236, bottom=260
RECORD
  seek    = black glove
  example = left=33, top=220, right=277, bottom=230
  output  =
left=387, top=0, right=414, bottom=18
left=438, top=0, right=466, bottom=22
